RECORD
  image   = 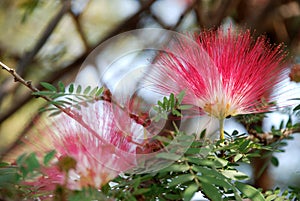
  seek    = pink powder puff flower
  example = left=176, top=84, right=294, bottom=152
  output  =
left=146, top=27, right=288, bottom=139
left=22, top=101, right=141, bottom=198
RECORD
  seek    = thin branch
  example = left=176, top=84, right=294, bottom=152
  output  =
left=0, top=0, right=71, bottom=106
left=0, top=0, right=157, bottom=124
left=147, top=11, right=170, bottom=29
left=194, top=1, right=205, bottom=30
left=1, top=59, right=186, bottom=159
left=247, top=126, right=300, bottom=145
left=69, top=11, right=89, bottom=50
left=16, top=0, right=71, bottom=76
left=148, top=0, right=197, bottom=30
left=0, top=61, right=109, bottom=146
left=0, top=60, right=148, bottom=148
left=0, top=62, right=40, bottom=93
left=211, top=0, right=233, bottom=28
left=171, top=1, right=197, bottom=30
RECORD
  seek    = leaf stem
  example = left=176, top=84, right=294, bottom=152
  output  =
left=186, top=161, right=200, bottom=187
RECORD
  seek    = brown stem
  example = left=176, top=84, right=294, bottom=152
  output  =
left=0, top=54, right=84, bottom=123
left=69, top=11, right=89, bottom=50
left=246, top=126, right=300, bottom=145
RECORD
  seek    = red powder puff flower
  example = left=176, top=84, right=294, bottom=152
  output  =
left=22, top=101, right=141, bottom=198
left=146, top=27, right=288, bottom=139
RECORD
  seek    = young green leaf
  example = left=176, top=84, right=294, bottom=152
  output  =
left=172, top=109, right=182, bottom=117
left=90, top=87, right=99, bottom=96
left=0, top=162, right=10, bottom=167
left=177, top=90, right=185, bottom=104
left=183, top=183, right=198, bottom=201
left=16, top=153, right=27, bottom=166
left=95, top=87, right=104, bottom=96
left=168, top=174, right=194, bottom=187
left=58, top=81, right=65, bottom=92
left=26, top=152, right=40, bottom=171
left=235, top=182, right=265, bottom=201
left=132, top=188, right=151, bottom=195
left=293, top=104, right=300, bottom=111
left=214, top=158, right=228, bottom=168
left=0, top=167, right=19, bottom=186
left=49, top=110, right=62, bottom=117
left=156, top=152, right=181, bottom=160
left=49, top=100, right=66, bottom=106
left=43, top=150, right=56, bottom=166
left=187, top=157, right=215, bottom=167
left=238, top=140, right=251, bottom=153
left=265, top=194, right=277, bottom=201
left=160, top=164, right=190, bottom=173
left=234, top=153, right=243, bottom=162
left=76, top=85, right=82, bottom=93
left=198, top=175, right=232, bottom=190
left=271, top=156, right=279, bottom=167
left=158, top=100, right=164, bottom=109
left=170, top=93, right=175, bottom=108
left=163, top=97, right=168, bottom=109
left=178, top=104, right=193, bottom=110
left=84, top=86, right=91, bottom=95
left=40, top=82, right=57, bottom=92
left=201, top=182, right=222, bottom=201
left=222, top=170, right=249, bottom=180
left=68, top=83, right=74, bottom=93
left=32, top=91, right=56, bottom=96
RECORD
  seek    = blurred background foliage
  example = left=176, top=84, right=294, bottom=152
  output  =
left=0, top=0, right=300, bottom=197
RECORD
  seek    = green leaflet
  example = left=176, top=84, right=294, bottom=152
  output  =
left=235, top=181, right=265, bottom=201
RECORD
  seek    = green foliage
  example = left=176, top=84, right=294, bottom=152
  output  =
left=68, top=187, right=109, bottom=201
left=236, top=112, right=266, bottom=125
left=264, top=186, right=300, bottom=201
left=1, top=127, right=299, bottom=200
left=16, top=152, right=40, bottom=179
left=0, top=163, right=19, bottom=187
left=105, top=134, right=278, bottom=201
left=235, top=181, right=264, bottom=201
left=33, top=82, right=105, bottom=116
left=0, top=150, right=56, bottom=200
left=43, top=150, right=56, bottom=166
left=152, top=91, right=192, bottom=122
left=100, top=115, right=299, bottom=201
left=1, top=88, right=299, bottom=200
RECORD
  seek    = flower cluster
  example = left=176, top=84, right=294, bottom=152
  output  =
left=22, top=101, right=141, bottom=197
left=146, top=27, right=288, bottom=138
